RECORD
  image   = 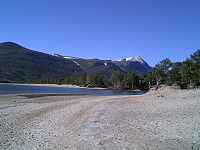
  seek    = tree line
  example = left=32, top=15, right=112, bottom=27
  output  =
left=26, top=49, right=200, bottom=90
left=145, top=49, right=200, bottom=89
left=26, top=74, right=107, bottom=88
left=26, top=71, right=142, bottom=90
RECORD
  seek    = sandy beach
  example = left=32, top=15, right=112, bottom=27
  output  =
left=0, top=87, right=200, bottom=150
left=20, top=83, right=106, bottom=90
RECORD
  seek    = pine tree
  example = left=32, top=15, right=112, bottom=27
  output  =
left=123, top=72, right=139, bottom=90
left=110, top=71, right=124, bottom=89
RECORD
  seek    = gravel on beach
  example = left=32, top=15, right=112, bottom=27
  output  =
left=0, top=88, right=200, bottom=150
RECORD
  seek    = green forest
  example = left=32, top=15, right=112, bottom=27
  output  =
left=26, top=49, right=200, bottom=90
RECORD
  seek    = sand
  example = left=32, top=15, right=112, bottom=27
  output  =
left=0, top=87, right=200, bottom=150
left=18, top=83, right=106, bottom=90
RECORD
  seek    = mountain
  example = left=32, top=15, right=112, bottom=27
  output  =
left=112, top=56, right=151, bottom=75
left=53, top=55, right=151, bottom=77
left=68, top=58, right=125, bottom=77
left=0, top=42, right=151, bottom=82
left=0, top=42, right=84, bottom=82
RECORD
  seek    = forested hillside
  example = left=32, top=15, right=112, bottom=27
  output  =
left=0, top=42, right=84, bottom=82
left=27, top=49, right=200, bottom=90
left=0, top=42, right=151, bottom=82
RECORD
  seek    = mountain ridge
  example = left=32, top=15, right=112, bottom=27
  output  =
left=0, top=42, right=151, bottom=82
left=53, top=54, right=151, bottom=75
left=0, top=42, right=84, bottom=82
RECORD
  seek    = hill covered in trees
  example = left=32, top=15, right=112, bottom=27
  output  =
left=54, top=54, right=151, bottom=76
left=27, top=49, right=200, bottom=90
left=1, top=41, right=199, bottom=89
left=0, top=42, right=151, bottom=82
left=0, top=42, right=84, bottom=82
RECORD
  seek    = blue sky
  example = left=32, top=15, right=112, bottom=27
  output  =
left=1, top=0, right=200, bottom=66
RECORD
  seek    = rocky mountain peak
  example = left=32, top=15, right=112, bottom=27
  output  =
left=116, top=56, right=145, bottom=63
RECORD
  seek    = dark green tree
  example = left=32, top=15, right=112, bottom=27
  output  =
left=190, top=49, right=200, bottom=86
left=181, top=59, right=194, bottom=88
left=123, top=72, right=139, bottom=90
left=166, top=62, right=182, bottom=86
left=109, top=71, right=124, bottom=89
left=149, top=58, right=172, bottom=89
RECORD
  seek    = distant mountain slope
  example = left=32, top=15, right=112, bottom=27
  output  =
left=0, top=41, right=151, bottom=82
left=56, top=55, right=151, bottom=77
left=73, top=58, right=125, bottom=77
left=0, top=42, right=84, bottom=82
left=112, top=56, right=151, bottom=75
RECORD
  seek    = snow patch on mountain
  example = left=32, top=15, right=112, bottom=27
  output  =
left=117, top=56, right=144, bottom=63
left=129, top=56, right=144, bottom=63
left=104, top=62, right=107, bottom=66
left=125, top=57, right=133, bottom=61
left=52, top=54, right=61, bottom=57
left=73, top=60, right=86, bottom=70
left=52, top=54, right=78, bottom=59
left=64, top=56, right=73, bottom=59
left=73, top=60, right=80, bottom=66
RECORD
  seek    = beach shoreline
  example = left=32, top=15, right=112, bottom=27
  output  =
left=0, top=83, right=144, bottom=92
left=0, top=87, right=200, bottom=149
left=0, top=83, right=106, bottom=90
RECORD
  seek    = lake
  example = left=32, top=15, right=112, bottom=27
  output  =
left=0, top=83, right=146, bottom=96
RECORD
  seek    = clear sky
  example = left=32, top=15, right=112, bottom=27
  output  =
left=1, top=0, right=200, bottom=66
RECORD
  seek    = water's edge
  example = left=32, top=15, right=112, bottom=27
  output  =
left=0, top=83, right=146, bottom=96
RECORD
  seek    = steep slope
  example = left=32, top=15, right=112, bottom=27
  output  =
left=112, top=56, right=151, bottom=75
left=72, top=58, right=125, bottom=78
left=0, top=42, right=84, bottom=82
left=0, top=41, right=151, bottom=82
left=56, top=55, right=151, bottom=76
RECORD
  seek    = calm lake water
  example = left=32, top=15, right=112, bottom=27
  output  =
left=0, top=83, right=146, bottom=96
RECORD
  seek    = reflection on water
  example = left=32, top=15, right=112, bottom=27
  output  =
left=0, top=83, right=146, bottom=96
